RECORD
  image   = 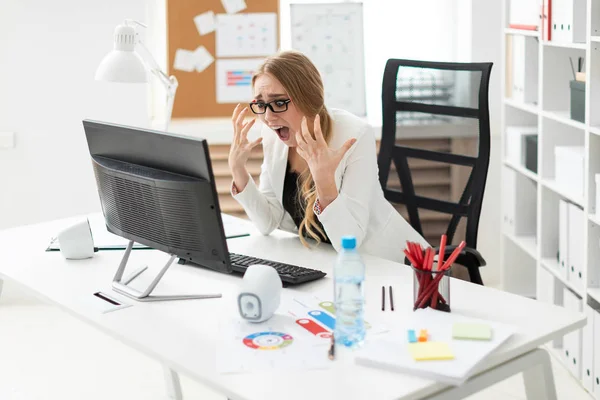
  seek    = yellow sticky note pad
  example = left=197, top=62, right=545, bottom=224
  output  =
left=452, top=323, right=492, bottom=340
left=408, top=342, right=455, bottom=361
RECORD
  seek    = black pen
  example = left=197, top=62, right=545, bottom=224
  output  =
left=381, top=286, right=385, bottom=311
left=389, top=286, right=394, bottom=311
left=328, top=334, right=335, bottom=360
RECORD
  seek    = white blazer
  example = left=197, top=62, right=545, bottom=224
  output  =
left=231, top=108, right=428, bottom=262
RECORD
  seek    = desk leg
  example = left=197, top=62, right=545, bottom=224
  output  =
left=522, top=348, right=558, bottom=400
left=163, top=366, right=183, bottom=400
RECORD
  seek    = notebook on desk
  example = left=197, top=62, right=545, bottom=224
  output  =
left=46, top=213, right=251, bottom=251
left=354, top=308, right=516, bottom=386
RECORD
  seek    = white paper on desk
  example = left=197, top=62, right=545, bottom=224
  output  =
left=194, top=11, right=216, bottom=35
left=221, top=0, right=246, bottom=14
left=354, top=308, right=516, bottom=386
left=216, top=13, right=277, bottom=57
left=217, top=313, right=329, bottom=374
left=285, top=293, right=389, bottom=342
left=194, top=45, right=214, bottom=73
left=216, top=58, right=264, bottom=104
left=221, top=213, right=251, bottom=238
left=173, top=48, right=196, bottom=72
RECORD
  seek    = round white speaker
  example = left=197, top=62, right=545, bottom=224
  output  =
left=237, top=264, right=282, bottom=322
left=57, top=219, right=95, bottom=259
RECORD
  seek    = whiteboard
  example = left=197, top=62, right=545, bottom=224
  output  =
left=290, top=3, right=366, bottom=116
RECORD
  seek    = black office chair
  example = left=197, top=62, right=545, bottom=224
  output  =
left=377, top=59, right=493, bottom=285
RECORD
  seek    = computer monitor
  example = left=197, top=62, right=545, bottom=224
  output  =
left=83, top=119, right=233, bottom=300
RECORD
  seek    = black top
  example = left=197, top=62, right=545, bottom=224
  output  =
left=282, top=163, right=330, bottom=244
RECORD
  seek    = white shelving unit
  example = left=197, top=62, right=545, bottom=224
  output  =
left=501, top=0, right=600, bottom=395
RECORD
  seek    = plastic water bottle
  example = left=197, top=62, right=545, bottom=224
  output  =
left=334, top=235, right=366, bottom=348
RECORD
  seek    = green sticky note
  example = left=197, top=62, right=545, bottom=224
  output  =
left=452, top=323, right=492, bottom=340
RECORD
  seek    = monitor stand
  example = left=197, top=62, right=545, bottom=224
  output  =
left=112, top=240, right=223, bottom=302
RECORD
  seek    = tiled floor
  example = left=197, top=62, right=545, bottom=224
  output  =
left=0, top=280, right=593, bottom=400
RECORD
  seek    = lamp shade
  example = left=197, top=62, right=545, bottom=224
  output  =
left=95, top=23, right=147, bottom=83
left=95, top=51, right=147, bottom=83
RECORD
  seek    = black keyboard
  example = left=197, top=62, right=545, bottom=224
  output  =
left=229, top=253, right=326, bottom=285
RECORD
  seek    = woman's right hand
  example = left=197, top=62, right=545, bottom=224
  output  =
left=229, top=104, right=263, bottom=192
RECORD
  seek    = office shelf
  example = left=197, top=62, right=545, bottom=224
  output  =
left=543, top=41, right=587, bottom=50
left=540, top=258, right=585, bottom=298
left=504, top=232, right=537, bottom=259
left=542, top=110, right=586, bottom=130
left=503, top=98, right=539, bottom=114
left=504, top=160, right=538, bottom=181
left=504, top=28, right=540, bottom=37
left=590, top=126, right=600, bottom=137
left=589, top=287, right=600, bottom=304
left=541, top=179, right=584, bottom=207
left=589, top=214, right=600, bottom=226
left=502, top=0, right=596, bottom=388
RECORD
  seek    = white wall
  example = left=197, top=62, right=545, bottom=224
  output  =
left=0, top=0, right=149, bottom=230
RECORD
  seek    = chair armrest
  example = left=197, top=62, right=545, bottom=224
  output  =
left=438, top=245, right=486, bottom=268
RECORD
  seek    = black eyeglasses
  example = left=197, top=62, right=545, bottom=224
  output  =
left=249, top=99, right=291, bottom=114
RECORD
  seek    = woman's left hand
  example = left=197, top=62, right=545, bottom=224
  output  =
left=295, top=114, right=356, bottom=187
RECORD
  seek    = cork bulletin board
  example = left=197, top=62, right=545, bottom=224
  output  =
left=167, top=0, right=280, bottom=118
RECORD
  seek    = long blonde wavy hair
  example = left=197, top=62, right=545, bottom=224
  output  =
left=252, top=51, right=333, bottom=247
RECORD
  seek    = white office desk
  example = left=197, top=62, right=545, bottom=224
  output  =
left=0, top=215, right=586, bottom=400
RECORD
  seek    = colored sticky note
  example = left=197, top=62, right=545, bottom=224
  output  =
left=452, top=323, right=492, bottom=340
left=407, top=329, right=417, bottom=343
left=408, top=342, right=454, bottom=361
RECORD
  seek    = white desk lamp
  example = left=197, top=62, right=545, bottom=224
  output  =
left=95, top=19, right=178, bottom=131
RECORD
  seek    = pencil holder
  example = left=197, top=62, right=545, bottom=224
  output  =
left=412, top=266, right=451, bottom=312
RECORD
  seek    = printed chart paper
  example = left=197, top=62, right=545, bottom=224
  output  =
left=216, top=13, right=277, bottom=57
left=290, top=3, right=366, bottom=116
left=216, top=58, right=263, bottom=103
left=217, top=314, right=329, bottom=374
left=194, top=11, right=216, bottom=36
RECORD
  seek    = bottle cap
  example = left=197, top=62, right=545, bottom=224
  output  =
left=341, top=236, right=356, bottom=249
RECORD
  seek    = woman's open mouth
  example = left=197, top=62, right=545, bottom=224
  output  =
left=271, top=126, right=291, bottom=141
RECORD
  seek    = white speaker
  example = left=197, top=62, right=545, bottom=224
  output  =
left=237, top=264, right=282, bottom=322
left=57, top=219, right=95, bottom=259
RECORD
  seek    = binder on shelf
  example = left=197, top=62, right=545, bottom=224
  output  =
left=509, top=0, right=540, bottom=29
left=582, top=305, right=595, bottom=393
left=594, top=308, right=600, bottom=394
left=552, top=280, right=565, bottom=349
left=541, top=0, right=552, bottom=40
left=503, top=166, right=517, bottom=233
left=559, top=199, right=570, bottom=281
left=567, top=203, right=585, bottom=292
left=551, top=0, right=586, bottom=44
left=511, top=36, right=538, bottom=104
left=555, top=146, right=585, bottom=201
left=502, top=166, right=537, bottom=236
left=506, top=126, right=538, bottom=168
left=563, top=288, right=583, bottom=379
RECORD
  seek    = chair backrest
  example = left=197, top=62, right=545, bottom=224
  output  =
left=377, top=59, right=493, bottom=248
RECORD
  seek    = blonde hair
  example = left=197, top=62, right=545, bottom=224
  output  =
left=252, top=50, right=333, bottom=247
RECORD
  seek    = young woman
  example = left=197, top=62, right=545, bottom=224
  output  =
left=229, top=50, right=427, bottom=262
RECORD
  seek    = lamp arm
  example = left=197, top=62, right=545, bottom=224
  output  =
left=125, top=19, right=178, bottom=131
